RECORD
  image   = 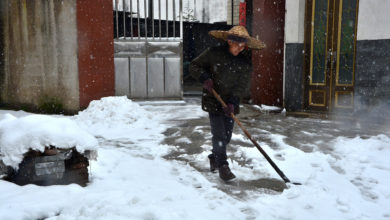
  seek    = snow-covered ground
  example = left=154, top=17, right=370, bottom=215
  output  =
left=0, top=96, right=389, bottom=220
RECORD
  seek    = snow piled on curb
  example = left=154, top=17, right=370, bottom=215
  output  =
left=0, top=114, right=98, bottom=168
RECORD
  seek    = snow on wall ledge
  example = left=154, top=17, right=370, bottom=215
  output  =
left=357, top=0, right=390, bottom=40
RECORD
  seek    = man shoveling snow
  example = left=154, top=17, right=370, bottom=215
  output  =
left=190, top=25, right=265, bottom=181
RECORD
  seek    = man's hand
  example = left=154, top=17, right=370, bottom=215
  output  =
left=203, top=79, right=214, bottom=93
left=223, top=103, right=234, bottom=117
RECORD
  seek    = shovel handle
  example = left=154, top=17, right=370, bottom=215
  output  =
left=211, top=89, right=292, bottom=184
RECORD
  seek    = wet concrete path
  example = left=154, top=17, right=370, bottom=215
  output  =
left=161, top=116, right=286, bottom=198
left=143, top=97, right=390, bottom=198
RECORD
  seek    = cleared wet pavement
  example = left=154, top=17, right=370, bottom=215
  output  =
left=144, top=97, right=390, bottom=198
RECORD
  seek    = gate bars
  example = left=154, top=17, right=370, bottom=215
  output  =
left=114, top=0, right=183, bottom=40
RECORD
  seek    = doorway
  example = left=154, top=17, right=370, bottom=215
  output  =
left=251, top=0, right=285, bottom=107
left=303, top=0, right=359, bottom=112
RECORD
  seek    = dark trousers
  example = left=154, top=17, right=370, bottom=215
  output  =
left=209, top=112, right=235, bottom=167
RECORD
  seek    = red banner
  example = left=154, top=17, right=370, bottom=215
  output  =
left=239, top=1, right=246, bottom=26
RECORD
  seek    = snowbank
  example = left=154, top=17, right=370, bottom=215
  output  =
left=74, top=96, right=162, bottom=140
left=0, top=114, right=98, bottom=169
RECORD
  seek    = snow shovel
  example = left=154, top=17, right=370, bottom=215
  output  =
left=211, top=89, right=301, bottom=185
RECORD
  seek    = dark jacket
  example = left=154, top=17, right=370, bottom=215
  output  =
left=189, top=44, right=252, bottom=115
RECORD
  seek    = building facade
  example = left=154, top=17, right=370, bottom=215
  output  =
left=243, top=0, right=389, bottom=116
left=1, top=0, right=388, bottom=117
left=284, top=0, right=390, bottom=116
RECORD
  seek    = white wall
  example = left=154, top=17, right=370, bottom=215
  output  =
left=207, top=0, right=227, bottom=23
left=285, top=0, right=305, bottom=44
left=357, top=0, right=390, bottom=40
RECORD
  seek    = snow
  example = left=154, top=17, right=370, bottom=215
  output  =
left=0, top=114, right=98, bottom=169
left=1, top=96, right=390, bottom=220
left=252, top=104, right=282, bottom=112
left=73, top=96, right=162, bottom=140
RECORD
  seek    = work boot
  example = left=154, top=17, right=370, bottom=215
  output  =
left=208, top=154, right=217, bottom=172
left=218, top=164, right=236, bottom=181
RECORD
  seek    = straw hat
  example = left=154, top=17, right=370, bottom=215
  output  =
left=209, top=26, right=266, bottom=50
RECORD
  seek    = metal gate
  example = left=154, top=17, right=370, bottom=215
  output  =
left=113, top=0, right=183, bottom=98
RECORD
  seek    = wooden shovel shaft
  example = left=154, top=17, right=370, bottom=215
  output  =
left=211, top=89, right=291, bottom=183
